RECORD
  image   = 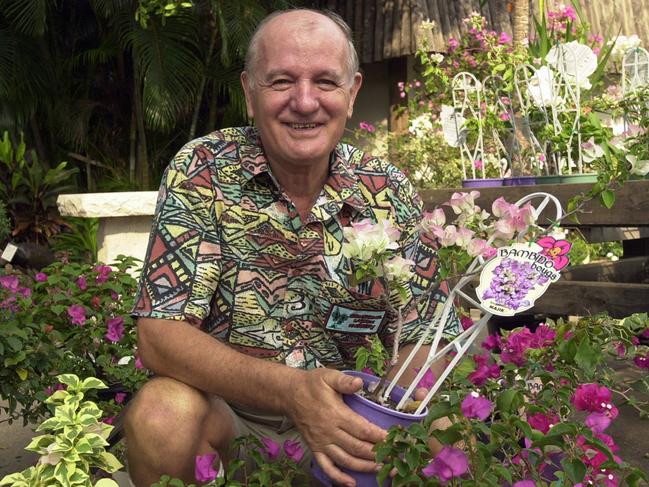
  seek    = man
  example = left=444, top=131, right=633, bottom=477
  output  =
left=126, top=9, right=458, bottom=487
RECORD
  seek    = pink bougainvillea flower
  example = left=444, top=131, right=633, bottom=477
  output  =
left=642, top=328, right=649, bottom=338
left=512, top=481, right=535, bottom=487
left=466, top=237, right=488, bottom=257
left=481, top=334, right=499, bottom=351
left=0, top=275, right=19, bottom=291
left=115, top=392, right=127, bottom=405
left=135, top=356, right=144, bottom=369
left=460, top=316, right=474, bottom=330
left=45, top=383, right=65, bottom=396
left=530, top=323, right=556, bottom=348
left=94, top=264, right=112, bottom=283
left=461, top=392, right=493, bottom=420
left=536, top=236, right=572, bottom=270
left=105, top=316, right=125, bottom=343
left=446, top=191, right=480, bottom=214
left=468, top=354, right=500, bottom=386
left=572, top=383, right=618, bottom=419
left=195, top=452, right=219, bottom=482
left=102, top=416, right=114, bottom=425
left=633, top=352, right=649, bottom=369
left=283, top=439, right=304, bottom=463
left=35, top=272, right=48, bottom=282
left=261, top=437, right=281, bottom=461
left=614, top=342, right=626, bottom=357
left=67, top=304, right=86, bottom=327
left=498, top=31, right=513, bottom=44
left=421, top=446, right=468, bottom=484
left=585, top=412, right=612, bottom=433
left=359, top=121, right=376, bottom=133
left=415, top=367, right=436, bottom=389
left=361, top=367, right=376, bottom=376
left=500, top=328, right=534, bottom=366
left=528, top=412, right=560, bottom=434
left=76, top=275, right=88, bottom=290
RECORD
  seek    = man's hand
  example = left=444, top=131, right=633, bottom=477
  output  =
left=286, top=368, right=387, bottom=487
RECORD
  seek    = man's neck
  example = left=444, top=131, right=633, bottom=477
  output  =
left=268, top=157, right=329, bottom=223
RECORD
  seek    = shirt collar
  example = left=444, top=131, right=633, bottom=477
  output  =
left=237, top=127, right=367, bottom=213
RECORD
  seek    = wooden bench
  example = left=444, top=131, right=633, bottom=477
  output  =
left=420, top=180, right=649, bottom=318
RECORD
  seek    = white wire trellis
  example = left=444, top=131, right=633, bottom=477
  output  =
left=383, top=192, right=564, bottom=415
left=451, top=72, right=485, bottom=180
left=622, top=46, right=649, bottom=95
left=482, top=75, right=514, bottom=178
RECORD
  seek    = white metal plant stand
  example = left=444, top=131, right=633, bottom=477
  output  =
left=384, top=192, right=564, bottom=414
left=622, top=46, right=649, bottom=94
left=451, top=72, right=485, bottom=180
left=482, top=75, right=514, bottom=178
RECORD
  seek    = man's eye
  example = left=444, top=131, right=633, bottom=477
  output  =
left=270, top=79, right=291, bottom=88
left=318, top=79, right=338, bottom=89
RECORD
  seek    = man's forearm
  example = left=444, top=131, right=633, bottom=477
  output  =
left=137, top=317, right=305, bottom=414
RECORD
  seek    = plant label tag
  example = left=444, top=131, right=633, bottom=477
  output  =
left=476, top=237, right=572, bottom=316
left=1, top=243, right=17, bottom=263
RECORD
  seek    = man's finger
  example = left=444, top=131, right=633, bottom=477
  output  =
left=313, top=451, right=357, bottom=487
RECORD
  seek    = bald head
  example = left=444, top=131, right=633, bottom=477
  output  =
left=244, top=9, right=359, bottom=89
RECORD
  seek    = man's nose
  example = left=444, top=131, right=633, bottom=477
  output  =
left=291, top=80, right=319, bottom=113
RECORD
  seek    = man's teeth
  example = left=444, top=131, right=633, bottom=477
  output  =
left=290, top=123, right=317, bottom=129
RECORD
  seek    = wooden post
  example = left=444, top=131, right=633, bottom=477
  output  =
left=387, top=56, right=408, bottom=133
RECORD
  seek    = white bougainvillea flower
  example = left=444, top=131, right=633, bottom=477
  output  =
left=528, top=66, right=562, bottom=107
left=466, top=238, right=490, bottom=257
left=433, top=225, right=458, bottom=247
left=446, top=191, right=480, bottom=215
left=440, top=105, right=467, bottom=147
left=627, top=154, right=649, bottom=176
left=409, top=113, right=435, bottom=138
left=546, top=41, right=597, bottom=89
left=383, top=255, right=416, bottom=281
left=455, top=227, right=476, bottom=247
left=608, top=34, right=642, bottom=62
left=342, top=218, right=401, bottom=261
left=420, top=208, right=446, bottom=234
left=581, top=137, right=605, bottom=163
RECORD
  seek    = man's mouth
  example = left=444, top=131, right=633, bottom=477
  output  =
left=287, top=123, right=320, bottom=130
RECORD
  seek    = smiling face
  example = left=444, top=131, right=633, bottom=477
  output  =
left=241, top=11, right=362, bottom=173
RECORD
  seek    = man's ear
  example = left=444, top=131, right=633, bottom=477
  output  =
left=241, top=71, right=255, bottom=119
left=347, top=72, right=363, bottom=118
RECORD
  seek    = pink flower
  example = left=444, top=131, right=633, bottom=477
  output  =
left=500, top=328, right=534, bottom=366
left=283, top=439, right=304, bottom=463
left=105, top=316, right=125, bottom=342
left=572, top=384, right=618, bottom=419
left=415, top=367, right=436, bottom=389
left=528, top=412, right=560, bottom=434
left=422, top=446, right=468, bottom=484
left=460, top=316, right=474, bottom=330
left=513, top=481, right=535, bottom=487
left=466, top=238, right=489, bottom=257
left=35, top=272, right=47, bottom=282
left=261, top=437, right=281, bottom=461
left=448, top=38, right=459, bottom=51
left=446, top=191, right=480, bottom=214
left=195, top=452, right=219, bottom=482
left=473, top=159, right=483, bottom=170
left=585, top=412, right=612, bottom=433
left=67, top=304, right=86, bottom=327
left=633, top=352, right=649, bottom=369
left=461, top=392, right=493, bottom=420
left=536, top=236, right=572, bottom=270
left=498, top=31, right=513, bottom=44
left=115, top=392, right=127, bottom=404
left=135, top=356, right=144, bottom=369
left=481, top=334, right=499, bottom=351
left=94, top=265, right=112, bottom=283
left=468, top=354, right=500, bottom=386
left=76, top=275, right=87, bottom=290
left=45, top=383, right=65, bottom=396
left=102, top=416, right=114, bottom=425
left=0, top=275, right=19, bottom=291
left=499, top=112, right=510, bottom=121
left=397, top=81, right=405, bottom=91
left=641, top=328, right=649, bottom=338
left=530, top=323, right=556, bottom=348
left=359, top=121, right=376, bottom=133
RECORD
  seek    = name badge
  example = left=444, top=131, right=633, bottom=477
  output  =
left=325, top=304, right=386, bottom=333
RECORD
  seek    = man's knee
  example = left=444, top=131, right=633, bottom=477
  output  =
left=125, top=377, right=210, bottom=441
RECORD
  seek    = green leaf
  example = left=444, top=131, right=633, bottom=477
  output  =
left=80, top=376, right=107, bottom=392
left=561, top=457, right=587, bottom=484
left=425, top=401, right=451, bottom=421
left=496, top=389, right=522, bottom=414
left=600, top=189, right=615, bottom=209
left=574, top=335, right=600, bottom=376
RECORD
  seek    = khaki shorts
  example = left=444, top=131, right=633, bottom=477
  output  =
left=226, top=403, right=320, bottom=485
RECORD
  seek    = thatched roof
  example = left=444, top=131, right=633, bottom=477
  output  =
left=308, top=1, right=649, bottom=63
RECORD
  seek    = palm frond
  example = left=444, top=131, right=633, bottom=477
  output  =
left=0, top=0, right=49, bottom=36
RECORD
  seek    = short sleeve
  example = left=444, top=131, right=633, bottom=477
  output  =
left=132, top=145, right=222, bottom=326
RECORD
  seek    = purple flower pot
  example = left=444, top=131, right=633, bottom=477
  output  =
left=461, top=178, right=504, bottom=188
left=311, top=370, right=428, bottom=487
left=503, top=176, right=537, bottom=186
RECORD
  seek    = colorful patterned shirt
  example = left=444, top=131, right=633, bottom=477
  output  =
left=133, top=127, right=459, bottom=369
